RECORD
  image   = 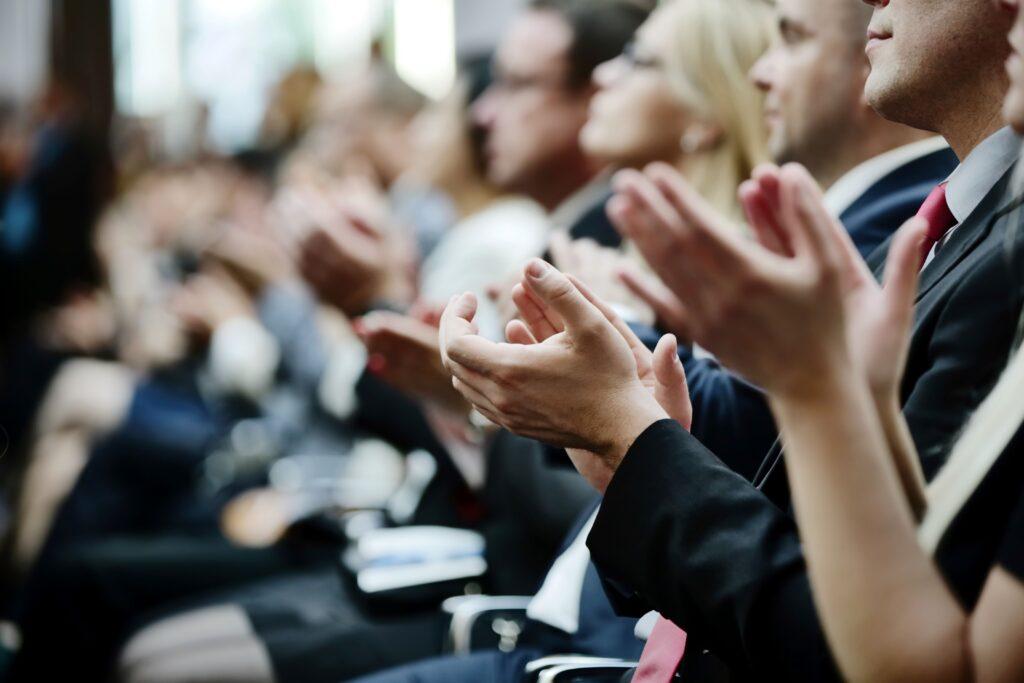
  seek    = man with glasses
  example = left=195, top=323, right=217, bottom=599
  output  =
left=472, top=0, right=651, bottom=243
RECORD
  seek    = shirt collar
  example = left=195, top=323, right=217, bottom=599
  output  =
left=549, top=176, right=612, bottom=230
left=945, top=126, right=1022, bottom=224
left=823, top=137, right=950, bottom=218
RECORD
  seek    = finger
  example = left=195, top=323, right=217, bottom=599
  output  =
left=451, top=376, right=503, bottom=422
left=606, top=194, right=638, bottom=239
left=618, top=267, right=693, bottom=340
left=882, top=216, right=928, bottom=325
left=646, top=162, right=748, bottom=273
left=778, top=164, right=835, bottom=264
left=565, top=273, right=643, bottom=349
left=522, top=259, right=606, bottom=337
left=505, top=319, right=538, bottom=345
left=439, top=293, right=479, bottom=370
left=446, top=333, right=516, bottom=379
left=740, top=179, right=790, bottom=257
left=616, top=170, right=688, bottom=239
left=652, top=333, right=692, bottom=430
left=788, top=165, right=870, bottom=283
left=512, top=282, right=562, bottom=341
left=752, top=164, right=783, bottom=215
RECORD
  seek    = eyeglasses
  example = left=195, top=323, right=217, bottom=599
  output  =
left=489, top=68, right=569, bottom=97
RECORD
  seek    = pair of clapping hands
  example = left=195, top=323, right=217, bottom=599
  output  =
left=439, top=162, right=929, bottom=493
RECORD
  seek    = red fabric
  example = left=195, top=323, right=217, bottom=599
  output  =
left=916, top=183, right=957, bottom=265
left=631, top=616, right=687, bottom=683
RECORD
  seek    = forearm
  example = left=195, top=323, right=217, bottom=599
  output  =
left=771, top=374, right=968, bottom=683
left=873, top=391, right=927, bottom=521
left=588, top=420, right=839, bottom=679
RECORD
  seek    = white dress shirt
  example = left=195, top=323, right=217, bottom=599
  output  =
left=526, top=507, right=599, bottom=633
left=922, top=126, right=1021, bottom=269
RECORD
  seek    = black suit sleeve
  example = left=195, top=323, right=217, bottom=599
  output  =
left=680, top=349, right=778, bottom=482
left=998, top=485, right=1024, bottom=581
left=587, top=420, right=839, bottom=680
left=902, top=243, right=1024, bottom=478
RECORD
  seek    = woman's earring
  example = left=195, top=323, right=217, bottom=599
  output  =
left=680, top=130, right=704, bottom=154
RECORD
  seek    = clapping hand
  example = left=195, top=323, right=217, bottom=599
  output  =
left=356, top=310, right=469, bottom=415
left=291, top=185, right=414, bottom=316
left=609, top=162, right=926, bottom=403
left=439, top=259, right=688, bottom=492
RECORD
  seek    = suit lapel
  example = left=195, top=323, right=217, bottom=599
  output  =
left=767, top=167, right=1021, bottom=493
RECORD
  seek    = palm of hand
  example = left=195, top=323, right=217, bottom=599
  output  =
left=842, top=274, right=909, bottom=399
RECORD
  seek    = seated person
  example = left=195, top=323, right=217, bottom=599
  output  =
left=433, top=0, right=1024, bottom=678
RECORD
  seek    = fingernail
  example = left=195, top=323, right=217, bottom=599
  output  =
left=367, top=354, right=386, bottom=374
left=526, top=260, right=549, bottom=279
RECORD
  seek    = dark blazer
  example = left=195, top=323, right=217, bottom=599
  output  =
left=674, top=146, right=958, bottom=482
left=842, top=146, right=959, bottom=259
left=586, top=168, right=1024, bottom=680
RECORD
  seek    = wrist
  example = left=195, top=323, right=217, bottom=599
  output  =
left=600, top=388, right=668, bottom=470
left=769, top=359, right=862, bottom=410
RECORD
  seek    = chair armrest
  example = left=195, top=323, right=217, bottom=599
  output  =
left=538, top=663, right=638, bottom=683
left=523, top=656, right=631, bottom=683
left=441, top=595, right=533, bottom=655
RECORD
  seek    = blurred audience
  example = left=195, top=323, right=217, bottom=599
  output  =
left=4, top=0, right=1024, bottom=682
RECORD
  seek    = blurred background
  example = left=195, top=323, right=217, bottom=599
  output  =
left=0, top=0, right=526, bottom=156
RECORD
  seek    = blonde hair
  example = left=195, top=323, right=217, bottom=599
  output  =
left=658, top=0, right=775, bottom=222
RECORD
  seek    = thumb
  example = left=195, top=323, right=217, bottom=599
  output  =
left=439, top=292, right=479, bottom=370
left=523, top=259, right=604, bottom=336
left=652, top=334, right=692, bottom=430
left=883, top=216, right=927, bottom=328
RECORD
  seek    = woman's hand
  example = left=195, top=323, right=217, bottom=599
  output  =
left=609, top=162, right=927, bottom=404
left=355, top=311, right=470, bottom=416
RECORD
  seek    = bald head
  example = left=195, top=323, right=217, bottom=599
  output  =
left=749, top=0, right=924, bottom=187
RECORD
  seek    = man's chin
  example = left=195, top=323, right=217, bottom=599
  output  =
left=863, top=71, right=898, bottom=119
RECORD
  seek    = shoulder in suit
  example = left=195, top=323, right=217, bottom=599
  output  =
left=842, top=146, right=959, bottom=259
left=586, top=165, right=1024, bottom=680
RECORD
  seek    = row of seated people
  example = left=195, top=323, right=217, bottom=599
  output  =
left=4, top=0, right=1024, bottom=680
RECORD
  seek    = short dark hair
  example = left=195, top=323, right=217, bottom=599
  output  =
left=530, top=0, right=654, bottom=88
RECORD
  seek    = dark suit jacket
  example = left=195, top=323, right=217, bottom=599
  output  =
left=674, top=146, right=958, bottom=482
left=586, top=168, right=1024, bottom=680
left=842, top=146, right=959, bottom=259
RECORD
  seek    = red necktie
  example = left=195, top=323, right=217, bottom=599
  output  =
left=916, top=183, right=957, bottom=266
left=631, top=617, right=687, bottom=683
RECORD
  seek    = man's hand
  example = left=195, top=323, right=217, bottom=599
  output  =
left=617, top=265, right=695, bottom=345
left=207, top=223, right=294, bottom=294
left=548, top=232, right=654, bottom=325
left=171, top=267, right=254, bottom=340
left=356, top=311, right=469, bottom=415
left=440, top=260, right=670, bottom=492
left=507, top=268, right=691, bottom=430
left=294, top=188, right=414, bottom=316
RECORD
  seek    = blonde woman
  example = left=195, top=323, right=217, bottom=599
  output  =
left=432, top=2, right=1024, bottom=681
left=586, top=0, right=1024, bottom=678
left=579, top=0, right=772, bottom=224
left=645, top=0, right=1024, bottom=679
left=558, top=0, right=773, bottom=326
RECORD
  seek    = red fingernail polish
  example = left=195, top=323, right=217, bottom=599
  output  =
left=367, top=354, right=386, bottom=374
